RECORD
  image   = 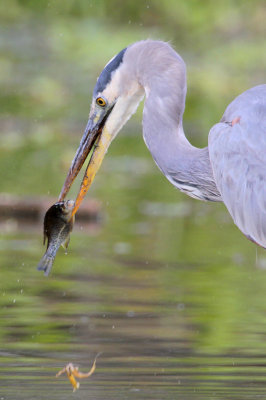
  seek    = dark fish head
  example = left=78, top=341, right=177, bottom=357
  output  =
left=44, top=200, right=75, bottom=241
left=45, top=200, right=75, bottom=224
left=59, top=200, right=75, bottom=221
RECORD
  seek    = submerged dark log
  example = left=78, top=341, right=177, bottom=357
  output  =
left=0, top=194, right=101, bottom=232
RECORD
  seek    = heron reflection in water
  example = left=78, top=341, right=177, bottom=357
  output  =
left=59, top=40, right=266, bottom=249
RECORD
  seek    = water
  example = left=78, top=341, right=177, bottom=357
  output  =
left=1, top=11, right=266, bottom=400
left=1, top=194, right=266, bottom=399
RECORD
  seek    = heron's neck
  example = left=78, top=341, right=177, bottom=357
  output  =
left=139, top=54, right=221, bottom=201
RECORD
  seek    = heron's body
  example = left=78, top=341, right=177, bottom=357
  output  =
left=209, top=85, right=266, bottom=247
left=60, top=40, right=266, bottom=249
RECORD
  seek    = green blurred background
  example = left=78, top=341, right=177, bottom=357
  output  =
left=0, top=2, right=266, bottom=397
left=0, top=0, right=265, bottom=198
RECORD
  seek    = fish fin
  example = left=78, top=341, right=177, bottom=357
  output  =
left=37, top=253, right=55, bottom=276
left=61, top=235, right=70, bottom=250
left=43, top=231, right=48, bottom=247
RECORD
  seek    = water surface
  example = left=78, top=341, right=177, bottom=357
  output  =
left=1, top=190, right=266, bottom=399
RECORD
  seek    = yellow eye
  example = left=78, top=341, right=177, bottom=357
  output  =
left=96, top=97, right=106, bottom=107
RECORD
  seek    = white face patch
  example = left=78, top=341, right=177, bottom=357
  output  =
left=101, top=68, right=121, bottom=105
left=96, top=61, right=144, bottom=139
left=104, top=85, right=144, bottom=140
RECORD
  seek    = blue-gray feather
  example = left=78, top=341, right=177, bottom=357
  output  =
left=93, top=47, right=127, bottom=96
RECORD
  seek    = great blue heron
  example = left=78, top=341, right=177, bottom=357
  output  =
left=59, top=40, right=266, bottom=249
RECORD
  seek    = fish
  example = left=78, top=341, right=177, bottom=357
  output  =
left=37, top=200, right=75, bottom=276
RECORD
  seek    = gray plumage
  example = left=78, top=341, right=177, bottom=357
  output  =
left=209, top=85, right=266, bottom=247
left=88, top=40, right=266, bottom=248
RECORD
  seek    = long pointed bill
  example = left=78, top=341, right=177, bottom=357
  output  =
left=58, top=106, right=113, bottom=203
left=58, top=118, right=101, bottom=202
left=71, top=126, right=112, bottom=216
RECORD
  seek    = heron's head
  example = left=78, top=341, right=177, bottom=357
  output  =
left=59, top=44, right=144, bottom=212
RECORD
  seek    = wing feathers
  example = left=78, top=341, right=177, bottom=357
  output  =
left=209, top=85, right=266, bottom=248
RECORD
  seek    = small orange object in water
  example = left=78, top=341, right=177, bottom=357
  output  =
left=56, top=353, right=101, bottom=392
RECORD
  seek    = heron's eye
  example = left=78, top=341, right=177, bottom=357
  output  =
left=96, top=97, right=106, bottom=107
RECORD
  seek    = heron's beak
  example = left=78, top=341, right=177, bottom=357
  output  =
left=58, top=108, right=113, bottom=216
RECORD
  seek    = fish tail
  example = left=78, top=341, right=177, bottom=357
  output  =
left=37, top=253, right=55, bottom=276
